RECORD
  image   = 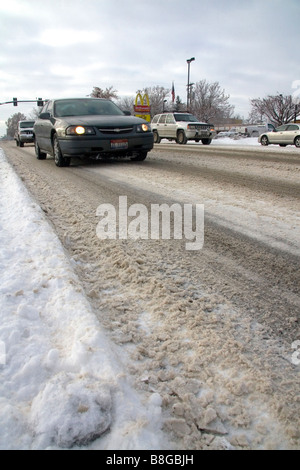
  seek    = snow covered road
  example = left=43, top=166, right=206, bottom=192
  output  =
left=1, top=140, right=300, bottom=450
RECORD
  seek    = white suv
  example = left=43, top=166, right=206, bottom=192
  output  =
left=15, top=120, right=35, bottom=147
left=151, top=112, right=215, bottom=145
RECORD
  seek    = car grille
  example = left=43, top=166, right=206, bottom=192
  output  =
left=98, top=126, right=134, bottom=135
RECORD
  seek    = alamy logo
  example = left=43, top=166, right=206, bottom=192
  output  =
left=291, top=340, right=300, bottom=365
left=96, top=196, right=204, bottom=251
left=292, top=80, right=300, bottom=105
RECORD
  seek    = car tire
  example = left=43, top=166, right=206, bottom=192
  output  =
left=131, top=151, right=148, bottom=162
left=202, top=139, right=212, bottom=145
left=294, top=136, right=300, bottom=148
left=176, top=130, right=187, bottom=145
left=53, top=135, right=70, bottom=167
left=153, top=131, right=161, bottom=144
left=35, top=139, right=47, bottom=160
left=260, top=135, right=269, bottom=146
left=19, top=141, right=24, bottom=147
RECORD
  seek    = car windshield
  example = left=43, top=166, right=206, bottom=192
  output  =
left=20, top=121, right=35, bottom=128
left=174, top=114, right=199, bottom=122
left=54, top=99, right=125, bottom=117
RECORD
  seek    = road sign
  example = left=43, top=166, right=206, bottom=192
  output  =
left=134, top=93, right=151, bottom=122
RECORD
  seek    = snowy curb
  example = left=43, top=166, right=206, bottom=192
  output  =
left=0, top=149, right=167, bottom=450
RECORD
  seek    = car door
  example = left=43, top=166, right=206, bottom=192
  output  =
left=269, top=124, right=288, bottom=144
left=285, top=124, right=299, bottom=144
left=157, top=114, right=167, bottom=138
left=34, top=102, right=49, bottom=148
left=35, top=101, right=54, bottom=152
left=165, top=114, right=177, bottom=138
left=40, top=100, right=55, bottom=152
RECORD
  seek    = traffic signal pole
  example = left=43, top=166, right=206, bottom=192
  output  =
left=0, top=98, right=45, bottom=106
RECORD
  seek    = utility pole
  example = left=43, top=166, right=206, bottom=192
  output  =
left=186, top=57, right=195, bottom=112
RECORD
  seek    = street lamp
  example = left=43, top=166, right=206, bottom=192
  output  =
left=186, top=57, right=195, bottom=111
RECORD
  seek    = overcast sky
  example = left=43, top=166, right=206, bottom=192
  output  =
left=1, top=0, right=300, bottom=136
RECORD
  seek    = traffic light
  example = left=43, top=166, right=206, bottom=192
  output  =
left=37, top=98, right=44, bottom=107
left=13, top=97, right=18, bottom=106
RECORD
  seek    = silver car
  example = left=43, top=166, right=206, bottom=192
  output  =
left=259, top=123, right=300, bottom=148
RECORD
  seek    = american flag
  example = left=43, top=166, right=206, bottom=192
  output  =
left=171, top=82, right=175, bottom=102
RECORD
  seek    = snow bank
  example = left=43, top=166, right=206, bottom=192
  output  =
left=0, top=149, right=168, bottom=450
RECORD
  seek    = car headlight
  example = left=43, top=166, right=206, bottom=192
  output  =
left=66, top=126, right=95, bottom=135
left=136, top=123, right=151, bottom=133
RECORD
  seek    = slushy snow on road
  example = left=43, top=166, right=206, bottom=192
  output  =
left=0, top=149, right=168, bottom=450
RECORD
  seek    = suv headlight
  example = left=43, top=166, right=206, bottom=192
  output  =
left=136, top=123, right=151, bottom=133
left=66, top=126, right=95, bottom=135
left=187, top=124, right=196, bottom=129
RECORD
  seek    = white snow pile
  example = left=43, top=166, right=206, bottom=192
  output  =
left=0, top=149, right=168, bottom=450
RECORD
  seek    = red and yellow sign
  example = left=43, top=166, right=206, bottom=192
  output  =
left=134, top=93, right=151, bottom=122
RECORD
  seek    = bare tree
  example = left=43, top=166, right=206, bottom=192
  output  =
left=249, top=94, right=296, bottom=125
left=117, top=96, right=135, bottom=114
left=139, top=86, right=170, bottom=117
left=90, top=86, right=118, bottom=100
left=5, top=112, right=27, bottom=138
left=190, top=80, right=234, bottom=123
left=28, top=107, right=41, bottom=120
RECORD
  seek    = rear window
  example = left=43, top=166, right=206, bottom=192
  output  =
left=19, top=121, right=35, bottom=128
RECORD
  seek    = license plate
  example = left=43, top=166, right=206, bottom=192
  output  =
left=111, top=139, right=128, bottom=149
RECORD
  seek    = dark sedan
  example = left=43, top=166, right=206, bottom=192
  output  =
left=33, top=98, right=154, bottom=166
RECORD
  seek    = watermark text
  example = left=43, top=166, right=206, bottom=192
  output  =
left=96, top=196, right=204, bottom=251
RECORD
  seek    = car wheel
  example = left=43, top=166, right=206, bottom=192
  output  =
left=131, top=151, right=148, bottom=162
left=294, top=136, right=300, bottom=148
left=260, top=135, right=269, bottom=146
left=35, top=139, right=47, bottom=160
left=176, top=130, right=187, bottom=144
left=19, top=141, right=24, bottom=147
left=202, top=139, right=212, bottom=145
left=153, top=131, right=161, bottom=144
left=53, top=135, right=70, bottom=167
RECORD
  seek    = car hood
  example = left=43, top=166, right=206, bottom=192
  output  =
left=180, top=121, right=210, bottom=125
left=57, top=115, right=148, bottom=127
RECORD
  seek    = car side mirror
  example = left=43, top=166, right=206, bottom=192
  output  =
left=123, top=110, right=131, bottom=116
left=39, top=112, right=51, bottom=120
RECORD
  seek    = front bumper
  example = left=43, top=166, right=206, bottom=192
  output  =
left=186, top=130, right=213, bottom=140
left=19, top=133, right=34, bottom=143
left=58, top=134, right=154, bottom=157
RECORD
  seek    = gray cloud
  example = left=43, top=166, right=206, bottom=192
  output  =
left=1, top=0, right=300, bottom=135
